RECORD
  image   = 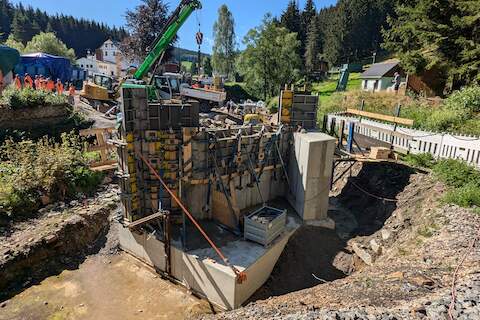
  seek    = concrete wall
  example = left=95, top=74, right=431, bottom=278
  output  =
left=234, top=232, right=291, bottom=307
left=288, top=132, right=336, bottom=221
left=118, top=226, right=166, bottom=271
left=119, top=224, right=295, bottom=310
left=183, top=168, right=287, bottom=227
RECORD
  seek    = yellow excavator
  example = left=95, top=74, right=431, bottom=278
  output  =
left=80, top=73, right=123, bottom=112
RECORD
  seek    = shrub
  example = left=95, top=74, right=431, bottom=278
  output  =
left=432, top=159, right=480, bottom=189
left=444, top=85, right=480, bottom=114
left=444, top=182, right=480, bottom=208
left=0, top=133, right=104, bottom=219
left=0, top=86, right=67, bottom=110
left=402, top=153, right=435, bottom=169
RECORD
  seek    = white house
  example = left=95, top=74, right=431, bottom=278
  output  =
left=76, top=39, right=137, bottom=78
left=76, top=50, right=98, bottom=74
left=97, top=60, right=117, bottom=77
left=360, top=61, right=406, bottom=92
left=98, top=39, right=119, bottom=64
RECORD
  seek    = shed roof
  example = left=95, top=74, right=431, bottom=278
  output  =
left=361, top=62, right=399, bottom=79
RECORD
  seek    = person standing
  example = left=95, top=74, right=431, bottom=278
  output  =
left=68, top=83, right=76, bottom=105
left=46, top=78, right=55, bottom=92
left=393, top=72, right=401, bottom=94
left=14, top=74, right=22, bottom=90
left=24, top=73, right=33, bottom=89
left=56, top=79, right=64, bottom=95
left=34, top=75, right=40, bottom=90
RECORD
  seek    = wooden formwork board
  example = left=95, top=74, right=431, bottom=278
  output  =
left=80, top=127, right=117, bottom=171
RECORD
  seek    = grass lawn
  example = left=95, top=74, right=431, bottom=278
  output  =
left=181, top=61, right=193, bottom=71
left=312, top=72, right=362, bottom=106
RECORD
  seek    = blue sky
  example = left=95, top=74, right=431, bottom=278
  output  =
left=10, top=0, right=336, bottom=53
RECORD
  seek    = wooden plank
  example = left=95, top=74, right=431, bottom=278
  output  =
left=346, top=108, right=414, bottom=126
left=126, top=212, right=164, bottom=229
left=90, top=163, right=118, bottom=172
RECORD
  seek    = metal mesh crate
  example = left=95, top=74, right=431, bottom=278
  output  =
left=244, top=206, right=287, bottom=247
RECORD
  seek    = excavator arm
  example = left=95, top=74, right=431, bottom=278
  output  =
left=133, top=0, right=202, bottom=80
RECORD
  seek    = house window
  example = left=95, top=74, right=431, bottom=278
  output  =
left=363, top=80, right=367, bottom=90
left=105, top=51, right=108, bottom=56
left=81, top=64, right=84, bottom=68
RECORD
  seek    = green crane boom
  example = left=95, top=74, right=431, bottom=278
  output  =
left=133, top=0, right=202, bottom=80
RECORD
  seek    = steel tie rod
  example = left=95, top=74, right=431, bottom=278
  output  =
left=136, top=152, right=247, bottom=284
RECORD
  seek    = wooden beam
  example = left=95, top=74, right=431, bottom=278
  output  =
left=126, top=212, right=165, bottom=229
left=346, top=108, right=414, bottom=126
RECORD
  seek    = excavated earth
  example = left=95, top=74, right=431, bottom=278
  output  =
left=202, top=162, right=480, bottom=320
left=0, top=185, right=119, bottom=300
left=0, top=184, right=211, bottom=320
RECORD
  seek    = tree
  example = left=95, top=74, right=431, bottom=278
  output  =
left=212, top=5, right=236, bottom=78
left=1, top=0, right=127, bottom=56
left=202, top=56, right=213, bottom=76
left=305, top=18, right=321, bottom=73
left=121, top=0, right=170, bottom=61
left=4, top=34, right=24, bottom=52
left=238, top=15, right=301, bottom=100
left=301, top=0, right=316, bottom=64
left=280, top=1, right=301, bottom=36
left=0, top=0, right=13, bottom=42
left=189, top=61, right=197, bottom=75
left=24, top=32, right=76, bottom=61
left=382, top=0, right=480, bottom=88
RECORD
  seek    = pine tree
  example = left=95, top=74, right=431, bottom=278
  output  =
left=383, top=0, right=479, bottom=88
left=0, top=0, right=13, bottom=41
left=305, top=18, right=321, bottom=73
left=280, top=1, right=301, bottom=35
left=212, top=4, right=236, bottom=78
left=1, top=0, right=127, bottom=56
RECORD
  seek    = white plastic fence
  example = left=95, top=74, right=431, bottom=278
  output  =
left=327, top=113, right=480, bottom=168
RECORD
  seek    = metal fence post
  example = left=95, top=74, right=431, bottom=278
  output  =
left=347, top=122, right=355, bottom=153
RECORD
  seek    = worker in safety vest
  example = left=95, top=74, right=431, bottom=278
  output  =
left=38, top=76, right=46, bottom=90
left=14, top=74, right=22, bottom=90
left=68, top=83, right=76, bottom=105
left=46, top=78, right=55, bottom=92
left=34, top=75, right=40, bottom=90
left=24, top=73, right=33, bottom=89
left=56, top=79, right=64, bottom=95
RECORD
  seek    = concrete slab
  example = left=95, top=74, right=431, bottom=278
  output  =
left=119, top=215, right=301, bottom=310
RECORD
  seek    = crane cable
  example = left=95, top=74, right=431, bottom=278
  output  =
left=136, top=152, right=247, bottom=284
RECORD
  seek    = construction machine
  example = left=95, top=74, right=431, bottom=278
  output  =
left=80, top=73, right=120, bottom=111
left=154, top=73, right=227, bottom=111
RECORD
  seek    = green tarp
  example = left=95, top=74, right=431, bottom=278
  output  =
left=0, top=45, right=20, bottom=75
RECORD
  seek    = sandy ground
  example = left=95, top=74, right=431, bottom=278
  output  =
left=0, top=252, right=211, bottom=320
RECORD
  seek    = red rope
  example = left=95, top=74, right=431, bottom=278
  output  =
left=137, top=152, right=247, bottom=283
